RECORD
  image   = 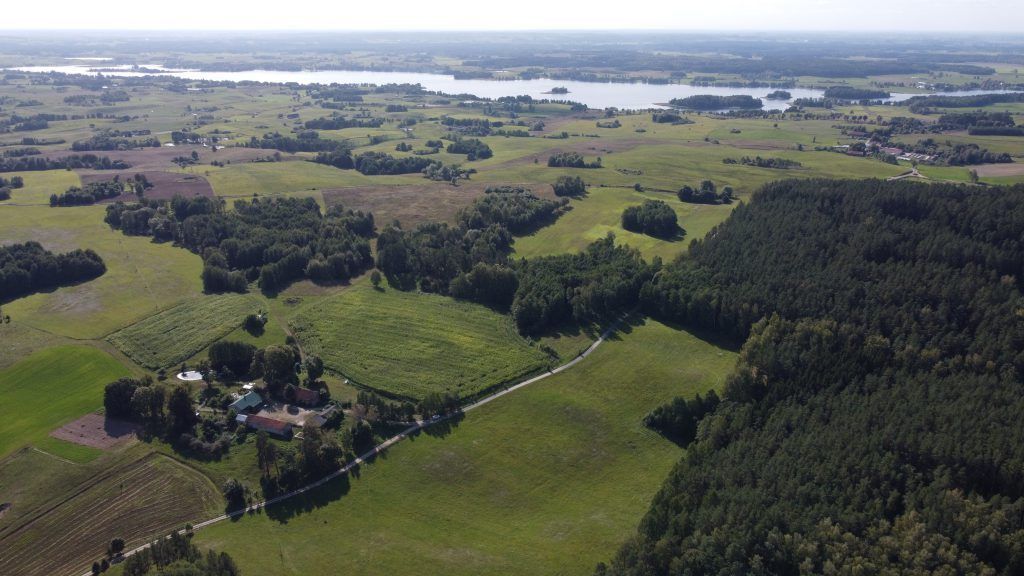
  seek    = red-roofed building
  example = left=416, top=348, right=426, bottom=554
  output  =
left=238, top=414, right=293, bottom=438
left=292, top=386, right=322, bottom=407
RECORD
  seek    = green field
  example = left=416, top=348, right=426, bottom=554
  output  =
left=107, top=293, right=263, bottom=370
left=0, top=345, right=130, bottom=460
left=290, top=279, right=550, bottom=400
left=515, top=185, right=731, bottom=261
left=0, top=197, right=204, bottom=340
left=196, top=319, right=737, bottom=576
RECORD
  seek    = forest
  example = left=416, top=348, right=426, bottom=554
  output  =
left=104, top=196, right=374, bottom=293
left=604, top=179, right=1024, bottom=575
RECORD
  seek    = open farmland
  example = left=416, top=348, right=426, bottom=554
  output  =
left=197, top=319, right=737, bottom=576
left=106, top=293, right=262, bottom=370
left=0, top=201, right=203, bottom=340
left=0, top=451, right=221, bottom=576
left=290, top=279, right=550, bottom=400
left=0, top=345, right=130, bottom=460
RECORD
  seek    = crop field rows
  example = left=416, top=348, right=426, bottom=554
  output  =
left=291, top=281, right=550, bottom=400
left=106, top=293, right=263, bottom=370
left=0, top=452, right=220, bottom=576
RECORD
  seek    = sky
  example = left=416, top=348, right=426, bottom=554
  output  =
left=1, top=0, right=1020, bottom=32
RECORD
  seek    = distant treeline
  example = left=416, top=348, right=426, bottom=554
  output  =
left=304, top=116, right=384, bottom=130
left=904, top=92, right=1024, bottom=114
left=650, top=111, right=693, bottom=124
left=50, top=180, right=124, bottom=207
left=548, top=152, right=602, bottom=168
left=822, top=86, right=890, bottom=100
left=669, top=95, right=762, bottom=110
left=723, top=156, right=803, bottom=169
left=446, top=137, right=493, bottom=160
left=71, top=134, right=161, bottom=151
left=0, top=154, right=129, bottom=173
left=245, top=132, right=344, bottom=153
left=0, top=241, right=105, bottom=301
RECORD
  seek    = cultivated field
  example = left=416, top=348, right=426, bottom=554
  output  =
left=290, top=279, right=550, bottom=400
left=0, top=451, right=221, bottom=576
left=107, top=293, right=263, bottom=370
left=197, top=319, right=738, bottom=576
left=0, top=345, right=129, bottom=460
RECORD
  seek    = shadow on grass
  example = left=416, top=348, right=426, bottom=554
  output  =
left=250, top=471, right=352, bottom=525
left=653, top=316, right=742, bottom=352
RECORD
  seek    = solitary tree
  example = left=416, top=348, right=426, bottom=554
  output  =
left=304, top=355, right=324, bottom=385
left=370, top=269, right=382, bottom=289
left=108, top=537, right=125, bottom=557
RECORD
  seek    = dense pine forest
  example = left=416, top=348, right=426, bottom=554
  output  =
left=605, top=179, right=1024, bottom=575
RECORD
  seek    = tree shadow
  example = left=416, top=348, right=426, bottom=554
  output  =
left=259, top=472, right=352, bottom=524
left=418, top=411, right=464, bottom=440
left=653, top=316, right=742, bottom=352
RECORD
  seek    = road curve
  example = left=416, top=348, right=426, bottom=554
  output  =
left=77, top=320, right=621, bottom=576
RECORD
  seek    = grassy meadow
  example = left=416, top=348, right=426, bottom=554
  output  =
left=197, top=319, right=738, bottom=576
left=0, top=345, right=130, bottom=460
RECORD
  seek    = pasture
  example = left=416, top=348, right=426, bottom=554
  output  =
left=0, top=199, right=203, bottom=340
left=107, top=293, right=263, bottom=370
left=0, top=345, right=130, bottom=460
left=290, top=279, right=550, bottom=400
left=197, top=319, right=738, bottom=576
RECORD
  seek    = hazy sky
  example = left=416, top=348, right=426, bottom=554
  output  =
left=2, top=0, right=1020, bottom=32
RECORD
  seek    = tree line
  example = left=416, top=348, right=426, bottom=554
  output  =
left=548, top=152, right=602, bottom=168
left=0, top=154, right=129, bottom=173
left=49, top=180, right=125, bottom=206
left=723, top=156, right=802, bottom=169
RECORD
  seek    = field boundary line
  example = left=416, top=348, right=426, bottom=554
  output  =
left=75, top=317, right=623, bottom=576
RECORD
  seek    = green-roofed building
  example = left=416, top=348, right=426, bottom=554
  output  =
left=229, top=391, right=263, bottom=413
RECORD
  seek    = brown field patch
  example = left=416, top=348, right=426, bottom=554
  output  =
left=80, top=170, right=214, bottom=201
left=49, top=413, right=142, bottom=450
left=0, top=452, right=220, bottom=576
left=323, top=181, right=497, bottom=226
left=52, top=145, right=297, bottom=172
left=974, top=163, right=1024, bottom=177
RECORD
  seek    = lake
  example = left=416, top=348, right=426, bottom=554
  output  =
left=8, top=64, right=1022, bottom=111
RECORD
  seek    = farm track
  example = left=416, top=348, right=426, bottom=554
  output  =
left=73, top=318, right=622, bottom=576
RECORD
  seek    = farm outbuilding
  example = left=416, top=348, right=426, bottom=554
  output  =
left=229, top=391, right=263, bottom=413
left=292, top=386, right=321, bottom=407
left=237, top=414, right=293, bottom=438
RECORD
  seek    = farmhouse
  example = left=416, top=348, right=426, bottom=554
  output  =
left=236, top=414, right=293, bottom=438
left=291, top=386, right=321, bottom=407
left=229, top=391, right=263, bottom=413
